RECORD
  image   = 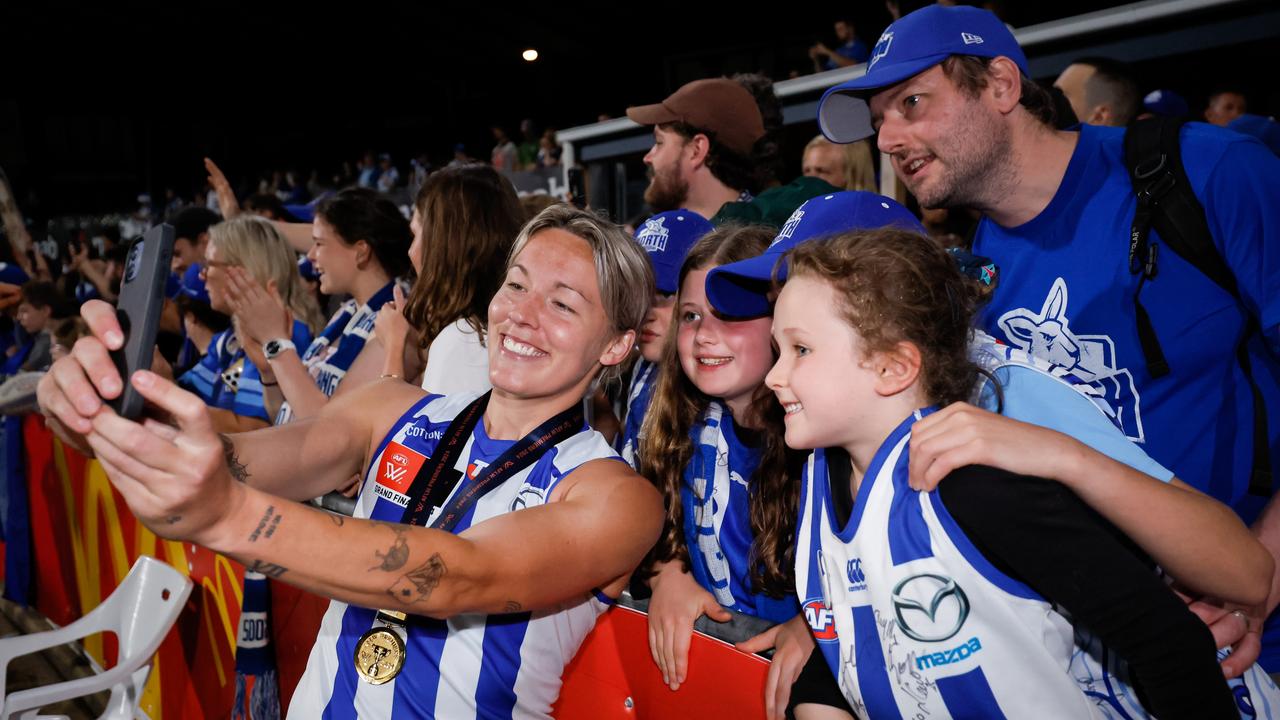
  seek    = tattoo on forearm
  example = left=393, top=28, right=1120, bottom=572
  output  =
left=370, top=525, right=409, bottom=572
left=247, top=560, right=288, bottom=579
left=221, top=434, right=250, bottom=483
left=164, top=515, right=182, bottom=525
left=327, top=512, right=345, bottom=527
left=502, top=601, right=523, bottom=614
left=249, top=505, right=282, bottom=543
left=387, top=553, right=446, bottom=606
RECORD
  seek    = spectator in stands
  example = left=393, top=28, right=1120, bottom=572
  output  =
left=376, top=165, right=523, bottom=395
left=537, top=129, right=561, bottom=168
left=173, top=266, right=230, bottom=375
left=519, top=193, right=559, bottom=222
left=229, top=187, right=409, bottom=425
left=177, top=216, right=317, bottom=433
left=627, top=77, right=837, bottom=228
left=375, top=154, right=399, bottom=194
left=243, top=193, right=298, bottom=222
left=815, top=2, right=1280, bottom=678
left=14, top=281, right=68, bottom=372
left=0, top=311, right=82, bottom=415
left=809, top=18, right=870, bottom=72
left=1052, top=57, right=1141, bottom=126
left=491, top=125, right=519, bottom=171
left=170, top=206, right=221, bottom=274
left=801, top=135, right=877, bottom=192
left=518, top=118, right=541, bottom=170
left=1140, top=88, right=1190, bottom=119
left=640, top=225, right=855, bottom=719
left=616, top=209, right=713, bottom=469
left=1205, top=89, right=1248, bottom=126
left=447, top=143, right=476, bottom=168
left=356, top=151, right=380, bottom=189
left=49, top=317, right=88, bottom=363
left=65, top=241, right=120, bottom=303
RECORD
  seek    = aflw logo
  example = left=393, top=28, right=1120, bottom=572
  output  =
left=385, top=462, right=407, bottom=483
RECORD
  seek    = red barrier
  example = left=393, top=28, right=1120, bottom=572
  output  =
left=19, top=417, right=770, bottom=719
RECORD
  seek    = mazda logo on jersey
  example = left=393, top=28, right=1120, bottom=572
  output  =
left=890, top=573, right=970, bottom=643
left=803, top=599, right=839, bottom=643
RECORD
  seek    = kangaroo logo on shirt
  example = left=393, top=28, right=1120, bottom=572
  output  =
left=996, top=277, right=1145, bottom=442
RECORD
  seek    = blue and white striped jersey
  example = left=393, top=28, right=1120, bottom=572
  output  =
left=179, top=320, right=312, bottom=421
left=797, top=409, right=1109, bottom=719
left=288, top=392, right=618, bottom=719
left=276, top=282, right=395, bottom=425
left=618, top=359, right=657, bottom=469
left=796, top=409, right=1279, bottom=719
left=683, top=401, right=803, bottom=623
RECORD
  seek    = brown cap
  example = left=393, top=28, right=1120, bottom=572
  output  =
left=626, top=78, right=766, bottom=156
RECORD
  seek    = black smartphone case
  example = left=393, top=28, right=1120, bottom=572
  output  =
left=109, top=223, right=174, bottom=419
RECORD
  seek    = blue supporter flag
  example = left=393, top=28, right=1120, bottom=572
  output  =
left=233, top=569, right=281, bottom=719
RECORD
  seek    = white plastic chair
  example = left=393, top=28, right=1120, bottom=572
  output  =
left=0, top=556, right=193, bottom=719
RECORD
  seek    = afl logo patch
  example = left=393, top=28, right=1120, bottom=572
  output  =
left=803, top=599, right=839, bottom=642
left=378, top=441, right=427, bottom=498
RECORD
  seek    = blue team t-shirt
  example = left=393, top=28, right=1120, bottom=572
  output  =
left=973, top=122, right=1280, bottom=521
left=973, top=122, right=1280, bottom=669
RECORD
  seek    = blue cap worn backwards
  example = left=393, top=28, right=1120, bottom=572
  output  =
left=634, top=209, right=715, bottom=295
left=818, top=4, right=1028, bottom=144
left=706, top=191, right=925, bottom=318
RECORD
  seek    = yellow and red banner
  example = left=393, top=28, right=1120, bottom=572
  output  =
left=19, top=416, right=328, bottom=719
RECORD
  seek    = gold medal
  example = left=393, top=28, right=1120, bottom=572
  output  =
left=354, top=626, right=406, bottom=684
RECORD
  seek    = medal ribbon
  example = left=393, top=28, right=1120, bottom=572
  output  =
left=358, top=392, right=584, bottom=683
left=399, top=391, right=585, bottom=532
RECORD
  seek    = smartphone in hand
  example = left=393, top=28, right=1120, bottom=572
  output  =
left=110, top=224, right=174, bottom=419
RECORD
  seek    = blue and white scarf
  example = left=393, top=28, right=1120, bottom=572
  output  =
left=275, top=281, right=397, bottom=424
left=680, top=401, right=797, bottom=623
left=618, top=360, right=657, bottom=468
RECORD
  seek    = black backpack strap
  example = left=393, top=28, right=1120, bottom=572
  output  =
left=1125, top=118, right=1172, bottom=378
left=1125, top=117, right=1273, bottom=496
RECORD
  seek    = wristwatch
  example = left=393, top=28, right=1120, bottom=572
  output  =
left=262, top=338, right=296, bottom=360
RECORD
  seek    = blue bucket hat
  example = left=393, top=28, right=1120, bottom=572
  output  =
left=705, top=191, right=925, bottom=318
left=633, top=209, right=715, bottom=294
left=818, top=5, right=1028, bottom=144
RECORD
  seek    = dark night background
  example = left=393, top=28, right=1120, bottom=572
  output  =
left=2, top=1, right=1276, bottom=219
